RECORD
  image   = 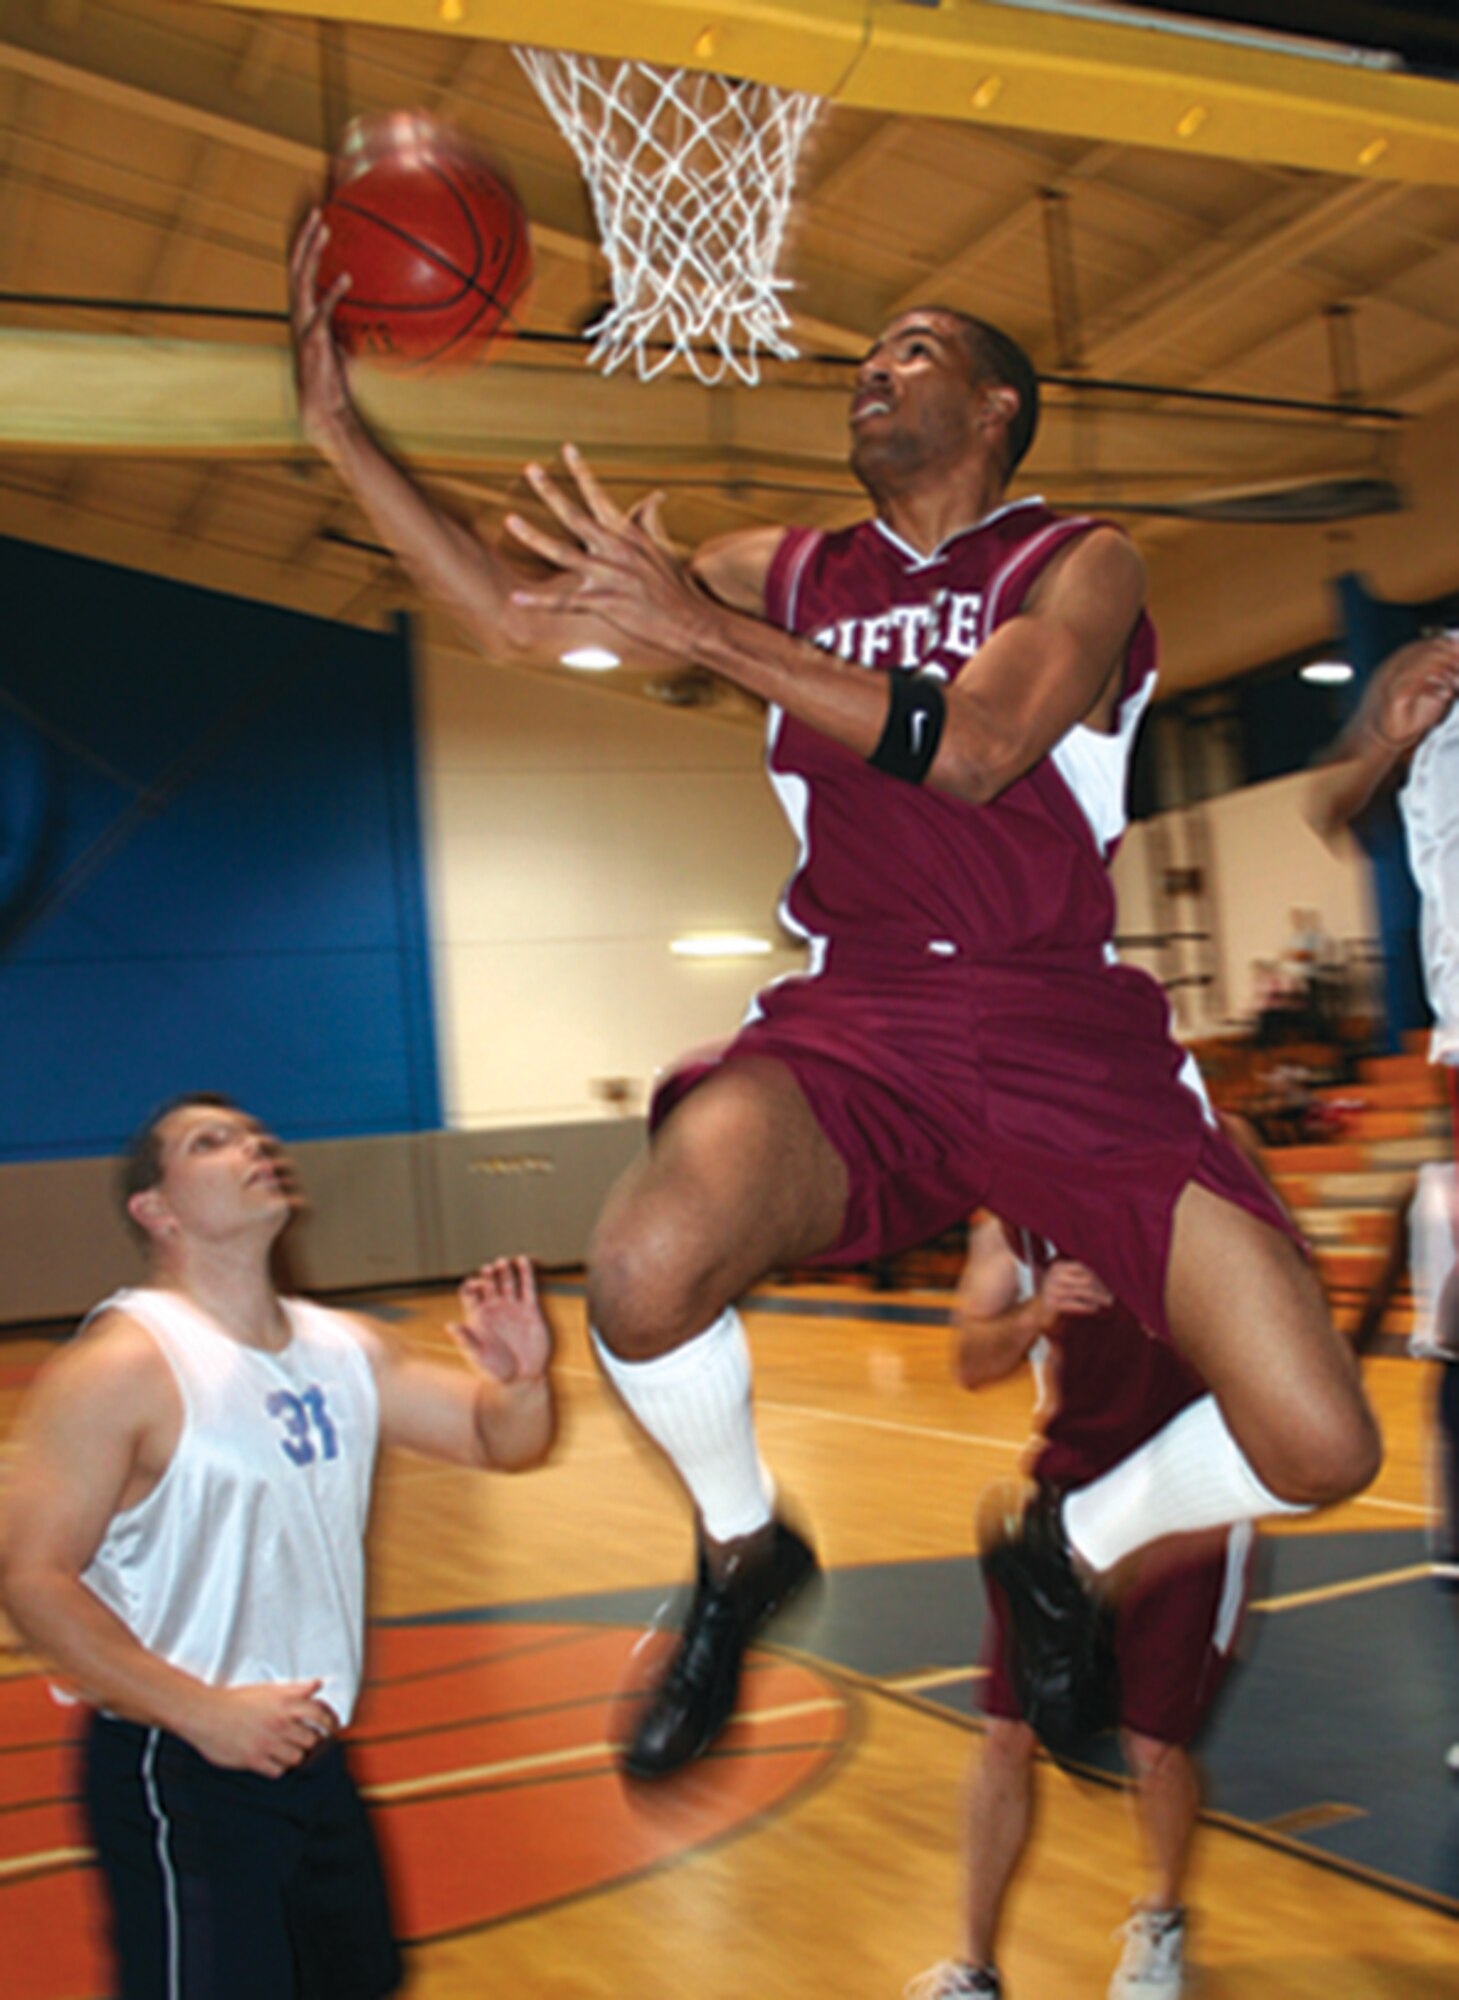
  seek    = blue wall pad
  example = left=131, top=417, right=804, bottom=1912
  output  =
left=0, top=538, right=440, bottom=1160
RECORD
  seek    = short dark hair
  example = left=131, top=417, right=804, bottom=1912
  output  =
left=118, top=1092, right=239, bottom=1236
left=926, top=307, right=1041, bottom=477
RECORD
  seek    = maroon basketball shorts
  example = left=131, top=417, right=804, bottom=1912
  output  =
left=652, top=945, right=1297, bottom=1344
left=982, top=1526, right=1253, bottom=1744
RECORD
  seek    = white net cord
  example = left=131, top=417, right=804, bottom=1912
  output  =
left=517, top=52, right=822, bottom=385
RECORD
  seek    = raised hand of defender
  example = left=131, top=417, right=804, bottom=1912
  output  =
left=505, top=445, right=710, bottom=653
left=1036, top=1258, right=1113, bottom=1327
left=288, top=206, right=355, bottom=449
left=1373, top=634, right=1459, bottom=754
left=449, top=1256, right=552, bottom=1385
left=189, top=1678, right=338, bottom=1777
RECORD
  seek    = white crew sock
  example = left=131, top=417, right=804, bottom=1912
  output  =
left=1062, top=1393, right=1308, bottom=1576
left=591, top=1309, right=776, bottom=1544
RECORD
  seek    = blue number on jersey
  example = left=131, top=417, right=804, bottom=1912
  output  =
left=267, top=1386, right=341, bottom=1467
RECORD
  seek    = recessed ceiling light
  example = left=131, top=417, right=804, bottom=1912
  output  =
left=560, top=646, right=621, bottom=672
left=1298, top=661, right=1354, bottom=685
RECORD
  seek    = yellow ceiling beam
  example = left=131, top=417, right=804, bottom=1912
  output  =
left=185, top=0, right=1459, bottom=185
left=0, top=332, right=1392, bottom=508
left=0, top=330, right=847, bottom=465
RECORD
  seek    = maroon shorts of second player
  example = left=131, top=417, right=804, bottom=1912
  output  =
left=982, top=1526, right=1253, bottom=1743
left=651, top=943, right=1296, bottom=1345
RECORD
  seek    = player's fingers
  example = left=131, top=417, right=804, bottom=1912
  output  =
left=523, top=462, right=601, bottom=546
left=628, top=490, right=672, bottom=549
left=288, top=207, right=325, bottom=290
left=487, top=1255, right=528, bottom=1303
left=504, top=512, right=592, bottom=572
left=562, top=443, right=629, bottom=531
left=319, top=272, right=351, bottom=319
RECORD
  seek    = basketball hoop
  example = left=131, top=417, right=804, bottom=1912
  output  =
left=516, top=52, right=822, bottom=386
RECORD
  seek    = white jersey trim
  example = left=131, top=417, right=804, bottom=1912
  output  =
left=1214, top=1519, right=1254, bottom=1656
left=748, top=705, right=828, bottom=1025
left=1049, top=668, right=1156, bottom=856
left=870, top=497, right=1048, bottom=572
left=779, top=529, right=824, bottom=629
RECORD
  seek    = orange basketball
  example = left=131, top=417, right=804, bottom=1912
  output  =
left=317, top=112, right=532, bottom=368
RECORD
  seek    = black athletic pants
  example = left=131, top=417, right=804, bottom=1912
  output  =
left=83, top=1714, right=402, bottom=2000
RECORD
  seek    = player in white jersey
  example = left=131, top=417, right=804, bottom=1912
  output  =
left=1311, top=629, right=1459, bottom=1772
left=0, top=1093, right=554, bottom=2000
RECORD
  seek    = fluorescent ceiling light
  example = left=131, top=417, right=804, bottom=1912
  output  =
left=670, top=934, right=774, bottom=959
left=1298, top=661, right=1354, bottom=685
left=560, top=645, right=621, bottom=671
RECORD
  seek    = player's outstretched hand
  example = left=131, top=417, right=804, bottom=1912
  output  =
left=450, top=1256, right=552, bottom=1385
left=1037, top=1259, right=1113, bottom=1325
left=189, top=1678, right=338, bottom=1777
left=289, top=206, right=355, bottom=449
left=505, top=445, right=712, bottom=655
left=1374, top=634, right=1459, bottom=754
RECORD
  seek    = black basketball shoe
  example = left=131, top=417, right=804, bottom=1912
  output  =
left=977, top=1480, right=1117, bottom=1759
left=621, top=1519, right=819, bottom=1780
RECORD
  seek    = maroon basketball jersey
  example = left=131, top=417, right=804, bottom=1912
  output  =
left=763, top=503, right=1157, bottom=962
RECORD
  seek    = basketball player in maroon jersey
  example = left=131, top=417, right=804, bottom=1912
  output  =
left=909, top=1222, right=1252, bottom=2000
left=291, top=220, right=1377, bottom=1776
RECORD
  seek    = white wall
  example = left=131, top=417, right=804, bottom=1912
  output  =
left=1111, top=766, right=1378, bottom=1039
left=419, top=630, right=1385, bottom=1121
left=417, top=639, right=802, bottom=1127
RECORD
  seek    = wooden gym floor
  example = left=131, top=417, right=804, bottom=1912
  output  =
left=3, top=1276, right=1457, bottom=1997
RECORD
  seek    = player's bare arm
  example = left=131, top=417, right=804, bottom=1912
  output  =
left=0, top=1316, right=335, bottom=1776
left=1309, top=633, right=1459, bottom=841
left=954, top=1221, right=1113, bottom=1390
left=363, top=1256, right=554, bottom=1471
left=507, top=451, right=1143, bottom=805
left=290, top=210, right=643, bottom=664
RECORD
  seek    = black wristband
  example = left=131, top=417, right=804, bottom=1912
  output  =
left=868, top=670, right=947, bottom=783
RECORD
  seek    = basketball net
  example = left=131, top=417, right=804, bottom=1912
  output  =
left=516, top=52, right=821, bottom=386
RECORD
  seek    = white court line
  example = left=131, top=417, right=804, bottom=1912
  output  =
left=416, top=1365, right=1433, bottom=1515
left=541, top=1367, right=1023, bottom=1452
left=577, top=1373, right=1435, bottom=1515
left=756, top=1398, right=1023, bottom=1454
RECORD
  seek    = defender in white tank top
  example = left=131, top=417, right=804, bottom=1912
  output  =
left=82, top=1287, right=379, bottom=1727
left=2, top=1094, right=555, bottom=2000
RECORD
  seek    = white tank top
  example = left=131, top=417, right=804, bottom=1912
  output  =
left=1401, top=672, right=1459, bottom=1061
left=81, top=1287, right=380, bottom=1726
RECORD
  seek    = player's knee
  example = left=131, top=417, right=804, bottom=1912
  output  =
left=1119, top=1729, right=1180, bottom=1786
left=983, top=1717, right=1037, bottom=1775
left=587, top=1207, right=718, bottom=1361
left=1257, top=1400, right=1382, bottom=1507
